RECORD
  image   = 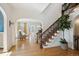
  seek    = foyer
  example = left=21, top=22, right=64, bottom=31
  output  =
left=1, top=3, right=79, bottom=56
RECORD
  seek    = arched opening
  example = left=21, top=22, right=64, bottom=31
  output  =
left=0, top=7, right=7, bottom=53
left=15, top=18, right=42, bottom=51
left=0, top=8, right=4, bottom=53
left=74, top=16, right=79, bottom=50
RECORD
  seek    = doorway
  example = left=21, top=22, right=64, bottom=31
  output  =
left=15, top=19, right=42, bottom=51
left=0, top=6, right=7, bottom=53
left=74, top=17, right=79, bottom=50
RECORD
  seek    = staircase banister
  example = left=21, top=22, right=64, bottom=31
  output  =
left=42, top=19, right=59, bottom=35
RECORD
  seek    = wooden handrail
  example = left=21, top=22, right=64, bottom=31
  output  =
left=62, top=3, right=79, bottom=12
left=42, top=19, right=59, bottom=35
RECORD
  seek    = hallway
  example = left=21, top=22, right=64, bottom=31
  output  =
left=10, top=39, right=79, bottom=56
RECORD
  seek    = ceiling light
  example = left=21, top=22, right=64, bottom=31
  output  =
left=54, top=33, right=57, bottom=36
left=57, top=30, right=59, bottom=33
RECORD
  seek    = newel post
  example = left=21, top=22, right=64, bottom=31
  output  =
left=39, top=29, right=43, bottom=49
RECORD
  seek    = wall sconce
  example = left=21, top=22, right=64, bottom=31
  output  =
left=9, top=20, right=14, bottom=26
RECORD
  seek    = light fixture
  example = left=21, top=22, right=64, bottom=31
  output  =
left=9, top=20, right=14, bottom=26
left=57, top=30, right=60, bottom=33
left=49, top=39, right=52, bottom=42
left=75, top=19, right=79, bottom=24
left=52, top=36, right=54, bottom=38
left=46, top=42, right=48, bottom=45
left=54, top=33, right=57, bottom=36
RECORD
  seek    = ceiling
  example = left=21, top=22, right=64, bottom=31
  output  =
left=0, top=3, right=62, bottom=23
left=3, top=3, right=51, bottom=20
left=9, top=3, right=49, bottom=13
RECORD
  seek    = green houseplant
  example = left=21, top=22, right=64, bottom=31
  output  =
left=58, top=14, right=71, bottom=50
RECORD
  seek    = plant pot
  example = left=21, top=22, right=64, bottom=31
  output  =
left=60, top=43, right=68, bottom=50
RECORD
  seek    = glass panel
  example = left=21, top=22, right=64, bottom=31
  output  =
left=0, top=11, right=4, bottom=32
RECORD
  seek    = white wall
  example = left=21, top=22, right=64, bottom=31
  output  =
left=64, top=29, right=74, bottom=49
left=0, top=4, right=15, bottom=52
left=0, top=32, right=3, bottom=48
left=63, top=9, right=79, bottom=49
left=39, top=3, right=62, bottom=32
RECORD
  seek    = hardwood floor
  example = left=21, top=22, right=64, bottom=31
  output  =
left=0, top=48, right=3, bottom=54
left=10, top=39, right=79, bottom=56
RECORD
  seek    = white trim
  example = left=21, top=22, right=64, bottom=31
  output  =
left=17, top=18, right=42, bottom=23
left=0, top=7, right=7, bottom=52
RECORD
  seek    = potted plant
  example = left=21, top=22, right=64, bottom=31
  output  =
left=58, top=14, right=71, bottom=50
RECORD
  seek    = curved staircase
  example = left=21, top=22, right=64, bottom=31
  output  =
left=37, top=3, right=79, bottom=49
